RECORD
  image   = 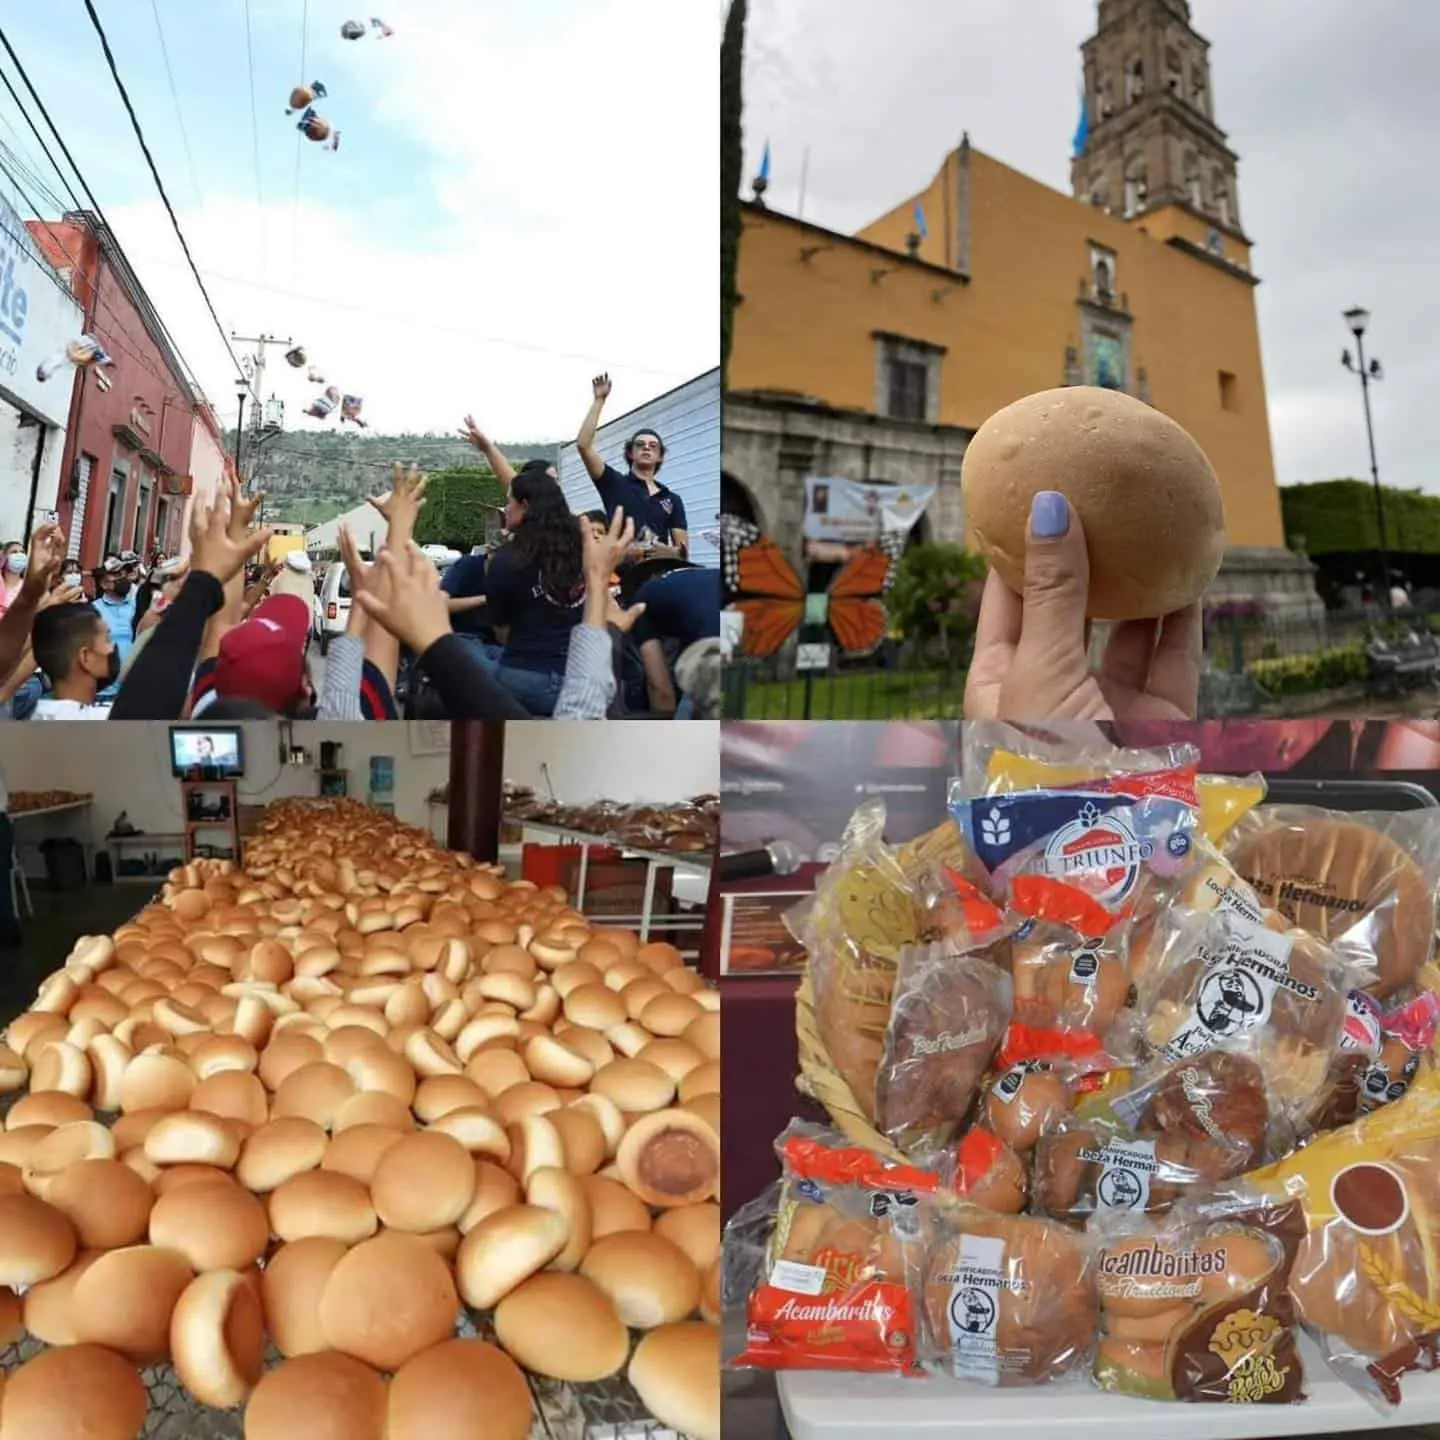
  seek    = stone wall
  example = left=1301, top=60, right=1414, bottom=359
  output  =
left=724, top=388, right=1326, bottom=638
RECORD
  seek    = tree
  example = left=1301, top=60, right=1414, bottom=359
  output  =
left=1281, top=479, right=1440, bottom=555
left=412, top=466, right=507, bottom=551
left=887, top=543, right=987, bottom=661
left=721, top=0, right=746, bottom=392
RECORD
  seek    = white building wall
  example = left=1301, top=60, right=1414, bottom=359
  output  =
left=559, top=369, right=720, bottom=567
left=0, top=403, right=64, bottom=542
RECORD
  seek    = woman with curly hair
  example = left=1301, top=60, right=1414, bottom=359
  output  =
left=481, top=466, right=588, bottom=715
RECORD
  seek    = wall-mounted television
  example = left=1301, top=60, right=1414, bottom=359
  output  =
left=169, top=726, right=245, bottom=779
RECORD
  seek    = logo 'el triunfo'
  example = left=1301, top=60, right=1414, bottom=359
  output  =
left=1041, top=801, right=1150, bottom=905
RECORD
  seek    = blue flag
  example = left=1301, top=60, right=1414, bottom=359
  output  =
left=1072, top=84, right=1090, bottom=156
left=913, top=201, right=928, bottom=239
left=759, top=140, right=771, bottom=183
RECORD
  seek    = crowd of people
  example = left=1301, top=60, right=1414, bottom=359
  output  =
left=0, top=378, right=720, bottom=722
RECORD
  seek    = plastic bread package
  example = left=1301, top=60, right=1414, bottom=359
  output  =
left=1318, top=989, right=1440, bottom=1130
left=875, top=933, right=1013, bottom=1159
left=1030, top=1054, right=1272, bottom=1232
left=992, top=878, right=1139, bottom=1077
left=948, top=766, right=1202, bottom=927
left=786, top=800, right=923, bottom=1126
left=957, top=721, right=1265, bottom=849
left=1241, top=1067, right=1440, bottom=1407
left=1090, top=1194, right=1307, bottom=1403
left=1222, top=804, right=1440, bottom=999
left=728, top=1122, right=943, bottom=1375
left=919, top=1203, right=1099, bottom=1387
left=1134, top=901, right=1354, bottom=1133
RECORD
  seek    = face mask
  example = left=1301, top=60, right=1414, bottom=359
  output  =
left=110, top=579, right=132, bottom=599
left=5, top=553, right=25, bottom=575
left=62, top=571, right=81, bottom=587
left=86, top=647, right=120, bottom=685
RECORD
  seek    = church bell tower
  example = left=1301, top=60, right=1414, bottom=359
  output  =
left=1071, top=0, right=1250, bottom=266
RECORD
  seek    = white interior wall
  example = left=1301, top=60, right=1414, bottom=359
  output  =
left=499, top=721, right=719, bottom=804
left=0, top=720, right=721, bottom=836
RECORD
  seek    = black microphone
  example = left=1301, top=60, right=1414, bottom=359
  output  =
left=719, top=839, right=803, bottom=883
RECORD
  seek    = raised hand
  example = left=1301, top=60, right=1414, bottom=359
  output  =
left=606, top=597, right=646, bottom=635
left=582, top=508, right=635, bottom=581
left=190, top=482, right=272, bottom=586
left=367, top=463, right=428, bottom=534
left=457, top=415, right=487, bottom=450
left=353, top=541, right=451, bottom=656
left=592, top=373, right=612, bottom=402
left=21, top=522, right=66, bottom=598
left=37, top=583, right=84, bottom=611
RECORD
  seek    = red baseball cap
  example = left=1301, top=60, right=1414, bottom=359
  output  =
left=215, top=594, right=309, bottom=712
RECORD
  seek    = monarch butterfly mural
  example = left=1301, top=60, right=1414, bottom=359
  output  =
left=720, top=515, right=903, bottom=658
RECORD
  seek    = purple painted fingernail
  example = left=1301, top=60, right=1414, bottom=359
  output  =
left=1031, top=491, right=1069, bottom=538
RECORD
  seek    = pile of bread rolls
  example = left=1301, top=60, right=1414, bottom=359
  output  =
left=7, top=791, right=90, bottom=814
left=0, top=798, right=720, bottom=1440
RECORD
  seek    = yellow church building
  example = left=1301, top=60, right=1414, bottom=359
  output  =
left=724, top=0, right=1320, bottom=621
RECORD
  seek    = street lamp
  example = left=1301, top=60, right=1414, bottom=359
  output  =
left=1341, top=306, right=1390, bottom=615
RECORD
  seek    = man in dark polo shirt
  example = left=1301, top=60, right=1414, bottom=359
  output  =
left=628, top=565, right=720, bottom=716
left=576, top=373, right=688, bottom=554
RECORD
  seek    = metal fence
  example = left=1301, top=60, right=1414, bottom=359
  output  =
left=721, top=607, right=1440, bottom=719
left=721, top=643, right=967, bottom=720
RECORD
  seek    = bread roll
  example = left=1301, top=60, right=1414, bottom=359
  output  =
left=269, top=1170, right=379, bottom=1244
left=260, top=1237, right=349, bottom=1358
left=317, top=1232, right=460, bottom=1371
left=628, top=1322, right=720, bottom=1440
left=493, top=1272, right=628, bottom=1381
left=143, top=1112, right=239, bottom=1169
left=169, top=1269, right=265, bottom=1407
left=580, top=1231, right=701, bottom=1327
left=924, top=1212, right=1096, bottom=1386
left=654, top=1203, right=721, bottom=1271
left=961, top=386, right=1225, bottom=619
left=70, top=1245, right=195, bottom=1364
left=458, top=1159, right=522, bottom=1234
left=321, top=1124, right=406, bottom=1185
left=149, top=1180, right=269, bottom=1270
left=237, top=1117, right=328, bottom=1192
left=0, top=1343, right=147, bottom=1440
left=242, top=1351, right=388, bottom=1440
left=524, top=1166, right=591, bottom=1270
left=387, top=1339, right=533, bottom=1440
left=371, top=1132, right=475, bottom=1232
left=455, top=1204, right=567, bottom=1309
left=0, top=1192, right=77, bottom=1285
left=585, top=1174, right=652, bottom=1238
left=617, top=1108, right=719, bottom=1207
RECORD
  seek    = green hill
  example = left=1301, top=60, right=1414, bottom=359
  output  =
left=233, top=428, right=563, bottom=525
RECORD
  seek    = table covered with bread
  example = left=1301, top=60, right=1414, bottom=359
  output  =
left=0, top=797, right=719, bottom=1440
left=723, top=724, right=1440, bottom=1439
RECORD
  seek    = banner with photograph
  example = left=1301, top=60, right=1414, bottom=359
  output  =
left=802, top=476, right=936, bottom=543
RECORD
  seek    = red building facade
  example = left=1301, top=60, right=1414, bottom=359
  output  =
left=27, top=212, right=198, bottom=567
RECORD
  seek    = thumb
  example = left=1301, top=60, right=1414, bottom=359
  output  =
left=1016, top=491, right=1089, bottom=659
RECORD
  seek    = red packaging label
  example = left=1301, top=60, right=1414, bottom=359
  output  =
left=741, top=1277, right=922, bottom=1374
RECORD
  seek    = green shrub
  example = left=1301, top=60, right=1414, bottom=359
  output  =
left=1248, top=644, right=1367, bottom=697
left=887, top=544, right=986, bottom=660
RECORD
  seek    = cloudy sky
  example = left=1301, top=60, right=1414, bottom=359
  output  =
left=741, top=0, right=1440, bottom=494
left=0, top=0, right=717, bottom=440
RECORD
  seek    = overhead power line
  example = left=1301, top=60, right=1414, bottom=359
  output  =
left=78, top=0, right=247, bottom=383
left=242, top=0, right=265, bottom=280
left=148, top=0, right=203, bottom=208
left=0, top=45, right=84, bottom=213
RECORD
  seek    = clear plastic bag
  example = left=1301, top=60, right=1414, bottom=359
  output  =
left=958, top=722, right=1264, bottom=848
left=948, top=766, right=1202, bottom=920
left=1135, top=903, right=1353, bottom=1131
left=728, top=1121, right=942, bottom=1375
left=1242, top=1067, right=1440, bottom=1407
left=920, top=1203, right=1098, bottom=1386
left=1090, top=1196, right=1307, bottom=1402
left=1223, top=805, right=1440, bottom=998
left=875, top=936, right=1012, bottom=1157
left=787, top=801, right=923, bottom=1124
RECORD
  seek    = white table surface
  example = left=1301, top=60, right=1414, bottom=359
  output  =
left=777, top=1333, right=1437, bottom=1440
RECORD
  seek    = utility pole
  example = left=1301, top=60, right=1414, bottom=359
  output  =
left=232, top=332, right=296, bottom=524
